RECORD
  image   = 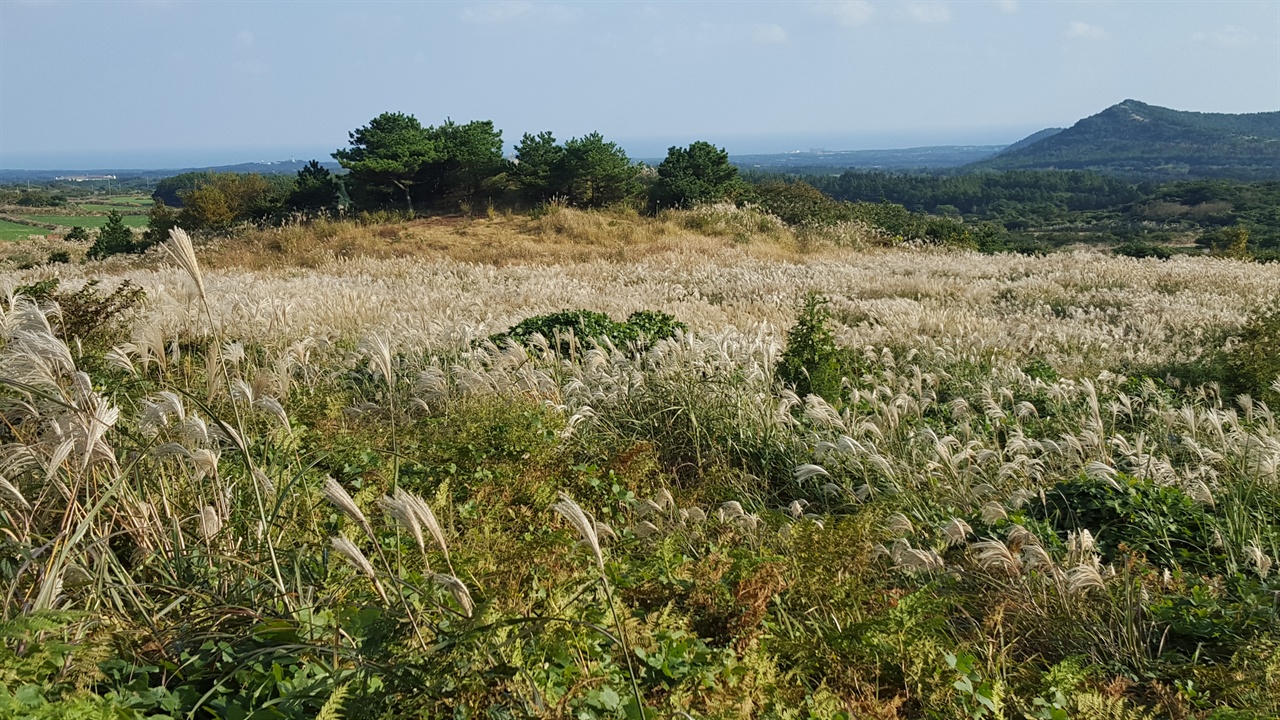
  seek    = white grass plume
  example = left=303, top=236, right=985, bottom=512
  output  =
left=163, top=228, right=206, bottom=303
left=198, top=505, right=222, bottom=539
left=402, top=490, right=449, bottom=564
left=379, top=490, right=425, bottom=559
left=552, top=492, right=604, bottom=570
left=331, top=535, right=388, bottom=603
left=971, top=538, right=1021, bottom=575
left=432, top=573, right=475, bottom=617
left=323, top=476, right=374, bottom=540
left=1065, top=563, right=1106, bottom=595
left=942, top=518, right=972, bottom=547
left=0, top=476, right=30, bottom=514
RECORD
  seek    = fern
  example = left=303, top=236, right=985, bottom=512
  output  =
left=316, top=682, right=350, bottom=720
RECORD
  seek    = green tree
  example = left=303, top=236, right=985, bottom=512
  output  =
left=86, top=211, right=137, bottom=260
left=142, top=200, right=180, bottom=248
left=513, top=131, right=566, bottom=203
left=418, top=119, right=506, bottom=205
left=556, top=132, right=639, bottom=208
left=333, top=112, right=438, bottom=215
left=648, top=141, right=741, bottom=212
left=64, top=226, right=91, bottom=243
left=175, top=174, right=282, bottom=231
left=287, top=160, right=342, bottom=213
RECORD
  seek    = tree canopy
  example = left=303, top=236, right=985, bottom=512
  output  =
left=333, top=112, right=438, bottom=214
left=649, top=141, right=741, bottom=212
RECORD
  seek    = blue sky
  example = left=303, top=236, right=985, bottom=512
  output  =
left=1, top=0, right=1277, bottom=169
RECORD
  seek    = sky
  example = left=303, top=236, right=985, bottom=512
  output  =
left=1, top=0, right=1278, bottom=169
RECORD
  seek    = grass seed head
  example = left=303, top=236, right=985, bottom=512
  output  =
left=323, top=477, right=374, bottom=540
left=432, top=573, right=474, bottom=617
left=552, top=492, right=603, bottom=570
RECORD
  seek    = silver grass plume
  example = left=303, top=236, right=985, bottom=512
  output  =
left=793, top=464, right=829, bottom=482
left=971, top=538, right=1021, bottom=575
left=980, top=501, right=1008, bottom=524
left=379, top=490, right=425, bottom=559
left=331, top=535, right=387, bottom=602
left=432, top=574, right=475, bottom=617
left=323, top=476, right=374, bottom=541
left=885, top=512, right=914, bottom=536
left=1245, top=543, right=1273, bottom=579
left=164, top=228, right=205, bottom=303
left=1065, top=564, right=1106, bottom=595
left=553, top=492, right=604, bottom=570
left=198, top=505, right=222, bottom=539
left=0, top=476, right=30, bottom=514
left=595, top=521, right=617, bottom=543
left=942, top=518, right=972, bottom=547
left=1021, top=544, right=1056, bottom=574
left=634, top=520, right=660, bottom=539
left=654, top=488, right=674, bottom=510
left=401, top=490, right=449, bottom=563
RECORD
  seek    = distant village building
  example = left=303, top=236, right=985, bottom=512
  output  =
left=53, top=174, right=117, bottom=182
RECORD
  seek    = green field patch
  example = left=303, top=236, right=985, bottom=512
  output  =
left=73, top=203, right=149, bottom=214
left=105, top=195, right=153, bottom=206
left=21, top=214, right=148, bottom=229
left=0, top=219, right=49, bottom=240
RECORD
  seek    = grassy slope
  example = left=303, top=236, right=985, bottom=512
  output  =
left=1, top=210, right=1279, bottom=719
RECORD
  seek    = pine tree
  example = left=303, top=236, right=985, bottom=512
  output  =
left=86, top=211, right=137, bottom=260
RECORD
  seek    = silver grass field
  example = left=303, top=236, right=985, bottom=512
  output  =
left=1, top=216, right=1279, bottom=719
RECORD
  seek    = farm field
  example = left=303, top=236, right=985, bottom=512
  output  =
left=0, top=218, right=47, bottom=241
left=16, top=212, right=148, bottom=229
left=71, top=202, right=150, bottom=213
left=2, top=208, right=1279, bottom=719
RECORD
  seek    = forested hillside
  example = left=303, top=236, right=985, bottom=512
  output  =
left=972, top=100, right=1280, bottom=179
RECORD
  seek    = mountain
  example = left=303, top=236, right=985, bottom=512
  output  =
left=970, top=100, right=1280, bottom=179
left=729, top=145, right=1006, bottom=172
left=998, top=127, right=1064, bottom=155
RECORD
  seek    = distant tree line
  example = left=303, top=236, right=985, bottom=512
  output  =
left=768, top=168, right=1280, bottom=257
left=141, top=112, right=747, bottom=232
left=30, top=109, right=1273, bottom=262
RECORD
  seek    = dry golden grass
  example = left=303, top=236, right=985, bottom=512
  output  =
left=208, top=205, right=809, bottom=270
left=3, top=207, right=1279, bottom=378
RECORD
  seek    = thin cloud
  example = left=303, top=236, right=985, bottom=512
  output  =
left=1065, top=21, right=1107, bottom=41
left=1192, top=26, right=1255, bottom=48
left=996, top=0, right=1017, bottom=13
left=908, top=3, right=951, bottom=24
left=459, top=1, right=573, bottom=24
left=752, top=23, right=789, bottom=45
left=814, top=1, right=875, bottom=28
left=236, top=30, right=255, bottom=47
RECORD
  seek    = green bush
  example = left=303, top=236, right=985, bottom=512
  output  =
left=15, top=278, right=146, bottom=346
left=493, top=309, right=686, bottom=355
left=1227, top=305, right=1280, bottom=405
left=85, top=211, right=139, bottom=260
left=1114, top=242, right=1173, bottom=260
left=776, top=293, right=859, bottom=403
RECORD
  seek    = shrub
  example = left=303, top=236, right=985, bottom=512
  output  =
left=493, top=309, right=686, bottom=355
left=1227, top=304, right=1280, bottom=405
left=85, top=211, right=138, bottom=260
left=63, top=226, right=90, bottom=243
left=15, top=277, right=146, bottom=345
left=1114, top=242, right=1172, bottom=260
left=776, top=293, right=858, bottom=403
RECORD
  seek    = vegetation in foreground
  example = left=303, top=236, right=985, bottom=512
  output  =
left=1, top=224, right=1279, bottom=718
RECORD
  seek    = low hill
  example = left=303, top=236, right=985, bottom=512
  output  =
left=971, top=100, right=1280, bottom=179
left=730, top=144, right=1005, bottom=171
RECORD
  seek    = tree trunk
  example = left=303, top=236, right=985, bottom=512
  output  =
left=397, top=181, right=414, bottom=216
